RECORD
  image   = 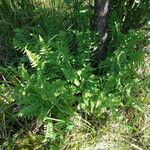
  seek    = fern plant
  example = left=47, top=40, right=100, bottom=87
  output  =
left=11, top=20, right=147, bottom=146
left=12, top=29, right=95, bottom=143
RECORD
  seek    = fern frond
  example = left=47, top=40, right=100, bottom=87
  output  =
left=24, top=46, right=41, bottom=68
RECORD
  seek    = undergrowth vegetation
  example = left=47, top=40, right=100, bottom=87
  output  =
left=0, top=0, right=150, bottom=149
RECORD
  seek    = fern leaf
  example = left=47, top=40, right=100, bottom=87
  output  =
left=24, top=46, right=41, bottom=68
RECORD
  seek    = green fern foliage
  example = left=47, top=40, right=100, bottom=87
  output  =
left=12, top=26, right=146, bottom=120
left=0, top=0, right=149, bottom=149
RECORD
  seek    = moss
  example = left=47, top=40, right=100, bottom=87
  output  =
left=2, top=134, right=44, bottom=150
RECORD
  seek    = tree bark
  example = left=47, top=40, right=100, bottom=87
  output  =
left=92, top=0, right=110, bottom=66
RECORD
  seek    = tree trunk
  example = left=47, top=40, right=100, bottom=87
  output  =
left=92, top=0, right=110, bottom=66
